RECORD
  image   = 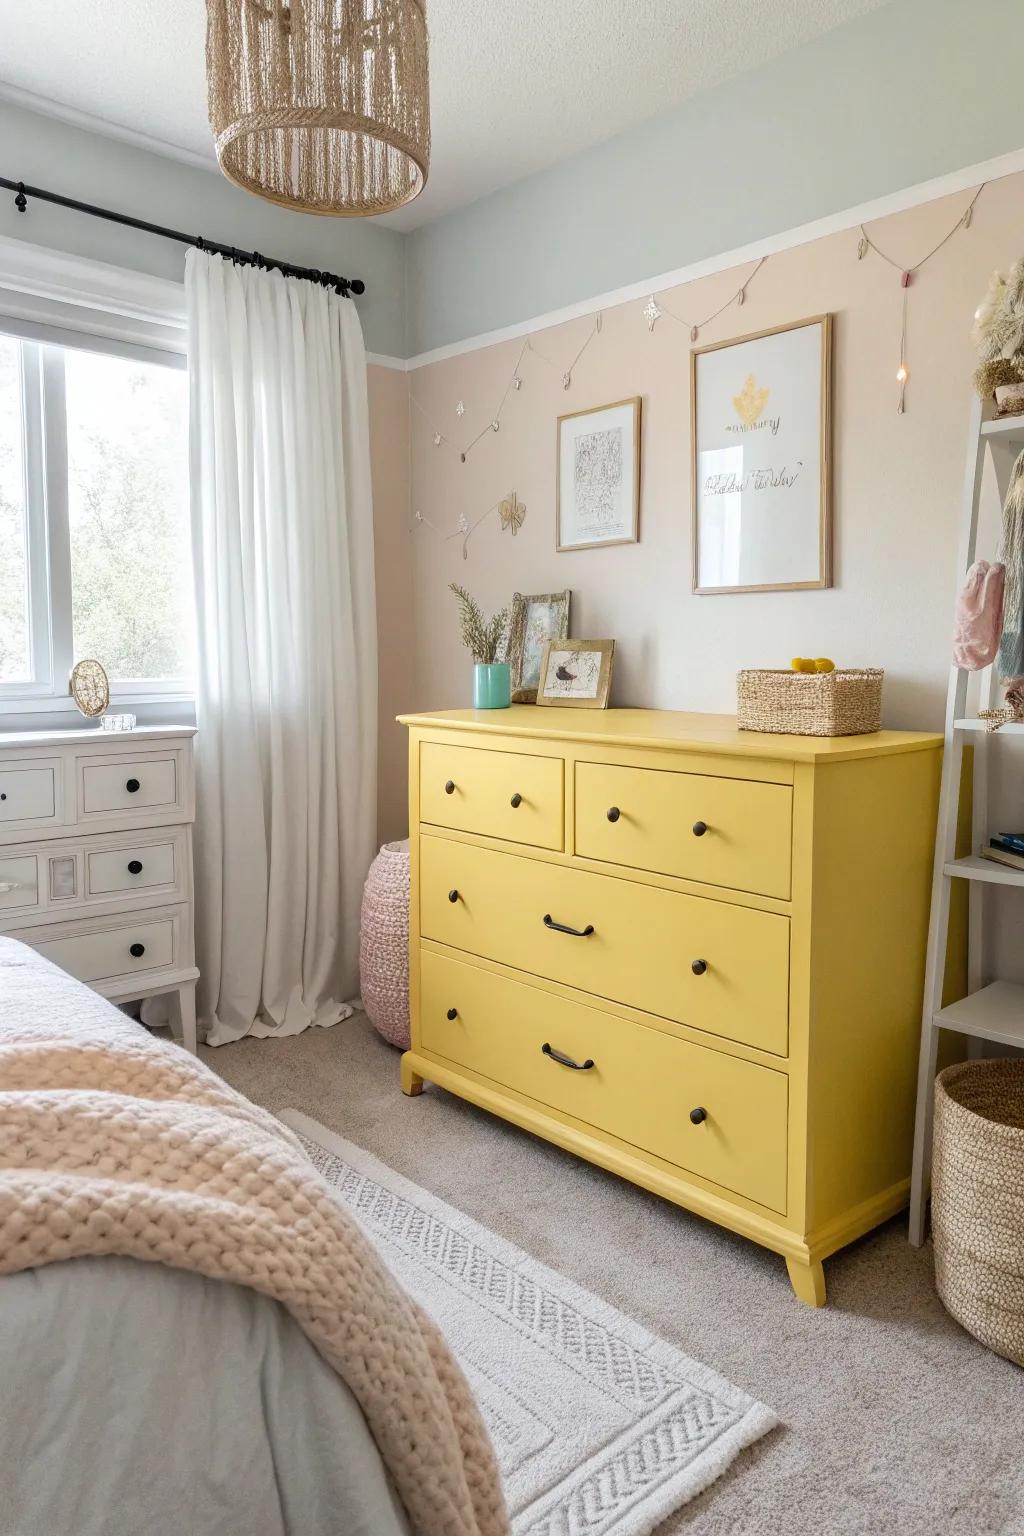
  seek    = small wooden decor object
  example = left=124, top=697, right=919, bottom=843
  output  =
left=69, top=658, right=110, bottom=719
left=737, top=668, right=882, bottom=736
left=536, top=639, right=614, bottom=709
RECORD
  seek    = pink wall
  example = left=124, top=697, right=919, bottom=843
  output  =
left=369, top=171, right=1024, bottom=843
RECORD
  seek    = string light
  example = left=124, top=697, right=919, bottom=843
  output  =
left=858, top=184, right=985, bottom=413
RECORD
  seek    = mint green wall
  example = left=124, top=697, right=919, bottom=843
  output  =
left=0, top=100, right=408, bottom=358
left=407, top=0, right=1024, bottom=356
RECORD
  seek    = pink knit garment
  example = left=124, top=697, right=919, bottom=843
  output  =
left=0, top=942, right=508, bottom=1536
left=953, top=560, right=1006, bottom=670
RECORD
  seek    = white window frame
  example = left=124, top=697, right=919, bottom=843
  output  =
left=0, top=236, right=191, bottom=718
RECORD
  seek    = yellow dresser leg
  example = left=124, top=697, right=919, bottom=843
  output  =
left=786, top=1256, right=827, bottom=1307
left=400, top=1053, right=424, bottom=1097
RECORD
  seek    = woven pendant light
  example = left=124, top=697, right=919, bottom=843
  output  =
left=206, top=0, right=429, bottom=218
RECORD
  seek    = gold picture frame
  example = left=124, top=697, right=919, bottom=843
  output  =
left=535, top=638, right=615, bottom=709
left=507, top=590, right=571, bottom=703
left=556, top=397, right=641, bottom=551
left=691, top=315, right=832, bottom=594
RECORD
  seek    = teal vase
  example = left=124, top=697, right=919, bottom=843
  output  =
left=473, top=662, right=511, bottom=709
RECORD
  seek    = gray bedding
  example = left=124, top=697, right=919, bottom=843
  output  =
left=0, top=1255, right=410, bottom=1536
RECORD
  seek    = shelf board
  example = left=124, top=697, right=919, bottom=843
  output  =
left=944, top=854, right=1024, bottom=886
left=954, top=718, right=1024, bottom=735
left=934, top=981, right=1024, bottom=1048
left=981, top=413, right=1024, bottom=442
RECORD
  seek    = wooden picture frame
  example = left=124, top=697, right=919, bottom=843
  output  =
left=535, top=638, right=615, bottom=709
left=556, top=397, right=641, bottom=551
left=691, top=315, right=832, bottom=594
left=507, top=589, right=572, bottom=703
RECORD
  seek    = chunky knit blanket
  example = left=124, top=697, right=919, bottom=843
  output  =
left=0, top=939, right=507, bottom=1536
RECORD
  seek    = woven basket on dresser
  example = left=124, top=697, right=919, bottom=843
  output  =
left=359, top=839, right=410, bottom=1050
left=932, top=1059, right=1024, bottom=1367
left=737, top=668, right=883, bottom=736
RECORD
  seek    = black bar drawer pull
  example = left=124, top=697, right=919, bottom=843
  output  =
left=543, top=913, right=594, bottom=938
left=127, top=860, right=143, bottom=875
left=542, top=1042, right=595, bottom=1071
left=129, top=942, right=146, bottom=958
left=126, top=777, right=141, bottom=794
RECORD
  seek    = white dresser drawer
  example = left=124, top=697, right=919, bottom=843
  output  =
left=36, top=915, right=175, bottom=985
left=86, top=840, right=177, bottom=897
left=81, top=757, right=178, bottom=816
left=0, top=765, right=57, bottom=825
left=0, top=855, right=39, bottom=910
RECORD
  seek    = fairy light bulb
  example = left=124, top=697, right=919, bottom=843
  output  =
left=896, top=364, right=908, bottom=382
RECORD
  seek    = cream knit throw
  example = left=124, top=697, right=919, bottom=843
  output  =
left=0, top=940, right=507, bottom=1536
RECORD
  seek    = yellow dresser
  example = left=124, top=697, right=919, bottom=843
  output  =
left=398, top=708, right=941, bottom=1305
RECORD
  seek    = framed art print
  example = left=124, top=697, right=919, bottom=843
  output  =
left=691, top=316, right=832, bottom=594
left=535, top=638, right=615, bottom=709
left=507, top=589, right=571, bottom=703
left=557, top=397, right=641, bottom=551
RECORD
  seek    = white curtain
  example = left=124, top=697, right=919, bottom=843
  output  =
left=185, top=249, right=377, bottom=1046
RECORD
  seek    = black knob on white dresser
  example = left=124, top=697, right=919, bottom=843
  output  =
left=129, top=942, right=146, bottom=958
left=126, top=778, right=141, bottom=794
left=127, top=860, right=143, bottom=875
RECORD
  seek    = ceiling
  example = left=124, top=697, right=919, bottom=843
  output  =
left=0, top=0, right=888, bottom=231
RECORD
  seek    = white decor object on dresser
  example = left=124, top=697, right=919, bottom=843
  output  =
left=0, top=727, right=198, bottom=1051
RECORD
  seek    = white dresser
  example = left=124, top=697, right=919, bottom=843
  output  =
left=0, top=726, right=199, bottom=1051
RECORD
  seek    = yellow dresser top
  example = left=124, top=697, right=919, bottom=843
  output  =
left=398, top=707, right=942, bottom=764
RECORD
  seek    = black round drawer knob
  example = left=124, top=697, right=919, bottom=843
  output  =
left=510, top=793, right=523, bottom=808
left=606, top=806, right=620, bottom=823
left=127, top=860, right=143, bottom=875
left=0, top=793, right=6, bottom=801
left=126, top=778, right=141, bottom=794
left=129, top=942, right=146, bottom=959
left=692, top=820, right=708, bottom=837
left=444, top=779, right=456, bottom=795
left=689, top=1106, right=707, bottom=1126
left=691, top=958, right=708, bottom=976
left=446, top=1007, right=458, bottom=1021
left=448, top=888, right=459, bottom=903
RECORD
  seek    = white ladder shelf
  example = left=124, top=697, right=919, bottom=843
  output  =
left=908, top=403, right=1024, bottom=1246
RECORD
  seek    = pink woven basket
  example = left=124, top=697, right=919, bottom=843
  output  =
left=359, top=839, right=410, bottom=1049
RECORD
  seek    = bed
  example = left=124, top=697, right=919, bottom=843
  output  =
left=0, top=938, right=502, bottom=1536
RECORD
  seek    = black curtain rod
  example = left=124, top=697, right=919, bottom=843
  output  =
left=0, top=176, right=365, bottom=298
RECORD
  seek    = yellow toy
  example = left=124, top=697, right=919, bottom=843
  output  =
left=791, top=657, right=836, bottom=673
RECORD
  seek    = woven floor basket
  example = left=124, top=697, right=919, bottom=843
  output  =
left=932, top=1059, right=1024, bottom=1367
left=737, top=668, right=883, bottom=736
left=359, top=839, right=410, bottom=1050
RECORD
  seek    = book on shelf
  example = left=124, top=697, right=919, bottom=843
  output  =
left=994, top=831, right=1024, bottom=855
left=980, top=840, right=1024, bottom=871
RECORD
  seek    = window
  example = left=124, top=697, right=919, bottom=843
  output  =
left=0, top=330, right=192, bottom=707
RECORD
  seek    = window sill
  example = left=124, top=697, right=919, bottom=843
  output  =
left=0, top=691, right=195, bottom=716
left=0, top=693, right=196, bottom=735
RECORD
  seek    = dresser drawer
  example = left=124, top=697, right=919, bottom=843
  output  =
left=421, top=837, right=789, bottom=1055
left=575, top=762, right=792, bottom=898
left=85, top=840, right=177, bottom=897
left=421, top=948, right=788, bottom=1212
left=420, top=742, right=563, bottom=850
left=35, top=915, right=174, bottom=985
left=0, top=855, right=39, bottom=910
left=81, top=757, right=177, bottom=816
left=0, top=765, right=56, bottom=826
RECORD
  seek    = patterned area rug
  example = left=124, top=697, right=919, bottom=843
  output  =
left=282, top=1110, right=777, bottom=1535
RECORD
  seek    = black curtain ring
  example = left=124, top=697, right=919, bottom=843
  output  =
left=14, top=182, right=27, bottom=213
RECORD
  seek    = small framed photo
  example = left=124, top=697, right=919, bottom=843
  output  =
left=508, top=590, right=571, bottom=703
left=557, top=397, right=641, bottom=551
left=691, top=315, right=832, bottom=594
left=535, top=639, right=615, bottom=709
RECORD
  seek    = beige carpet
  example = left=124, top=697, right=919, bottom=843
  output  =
left=202, top=1015, right=1024, bottom=1536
